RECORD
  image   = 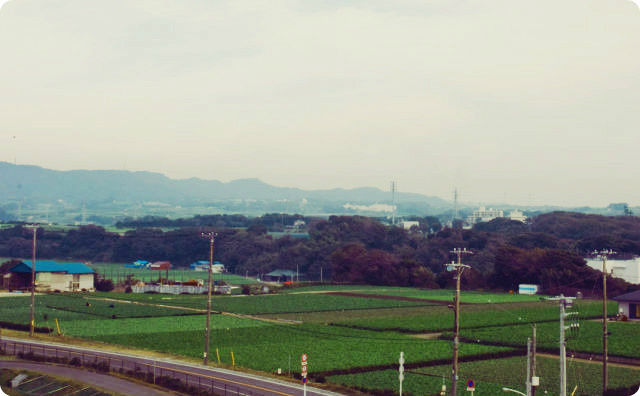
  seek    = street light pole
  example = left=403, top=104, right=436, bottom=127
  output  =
left=201, top=231, right=217, bottom=365
left=447, top=247, right=472, bottom=396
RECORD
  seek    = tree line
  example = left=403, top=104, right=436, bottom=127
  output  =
left=1, top=212, right=639, bottom=296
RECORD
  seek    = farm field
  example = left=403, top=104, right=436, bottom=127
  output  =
left=80, top=319, right=516, bottom=373
left=1, top=286, right=637, bottom=396
left=330, top=300, right=616, bottom=333
left=456, top=320, right=640, bottom=359
left=282, top=284, right=545, bottom=303
left=327, top=356, right=640, bottom=396
left=93, top=291, right=436, bottom=314
left=0, top=294, right=197, bottom=332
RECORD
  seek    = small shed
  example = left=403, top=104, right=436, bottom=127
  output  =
left=613, top=290, right=640, bottom=319
left=125, top=260, right=149, bottom=269
left=264, top=269, right=297, bottom=282
left=8, top=261, right=95, bottom=292
left=149, top=261, right=171, bottom=270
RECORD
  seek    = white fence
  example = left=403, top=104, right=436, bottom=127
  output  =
left=132, top=284, right=231, bottom=294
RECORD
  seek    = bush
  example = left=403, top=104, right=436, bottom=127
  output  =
left=95, top=278, right=114, bottom=292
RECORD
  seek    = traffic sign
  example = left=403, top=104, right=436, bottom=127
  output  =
left=466, top=379, right=475, bottom=392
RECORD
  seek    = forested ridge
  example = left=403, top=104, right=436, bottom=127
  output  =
left=1, top=212, right=639, bottom=296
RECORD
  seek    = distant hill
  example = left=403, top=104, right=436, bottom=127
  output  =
left=0, top=161, right=449, bottom=208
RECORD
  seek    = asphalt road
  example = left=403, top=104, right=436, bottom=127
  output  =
left=0, top=337, right=345, bottom=396
left=0, top=361, right=176, bottom=396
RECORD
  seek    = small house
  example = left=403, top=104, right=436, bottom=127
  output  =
left=7, top=260, right=95, bottom=292
left=613, top=290, right=640, bottom=319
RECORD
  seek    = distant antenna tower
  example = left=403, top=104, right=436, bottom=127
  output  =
left=17, top=200, right=22, bottom=222
left=390, top=181, right=397, bottom=225
left=453, top=188, right=459, bottom=220
left=81, top=201, right=87, bottom=224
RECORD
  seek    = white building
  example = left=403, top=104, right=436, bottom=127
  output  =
left=401, top=221, right=420, bottom=230
left=6, top=261, right=95, bottom=292
left=466, top=207, right=504, bottom=224
left=585, top=257, right=640, bottom=284
left=508, top=209, right=527, bottom=223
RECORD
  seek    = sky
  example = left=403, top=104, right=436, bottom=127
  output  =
left=0, top=0, right=639, bottom=207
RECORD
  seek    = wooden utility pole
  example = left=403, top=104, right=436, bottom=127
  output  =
left=594, top=249, right=615, bottom=394
left=447, top=248, right=472, bottom=396
left=531, top=324, right=537, bottom=396
left=201, top=231, right=218, bottom=365
left=29, top=226, right=37, bottom=337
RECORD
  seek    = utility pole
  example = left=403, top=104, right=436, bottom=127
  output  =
left=28, top=225, right=37, bottom=337
left=201, top=231, right=218, bottom=365
left=531, top=324, right=537, bottom=396
left=546, top=295, right=578, bottom=396
left=526, top=338, right=532, bottom=396
left=446, top=247, right=472, bottom=396
left=593, top=249, right=615, bottom=394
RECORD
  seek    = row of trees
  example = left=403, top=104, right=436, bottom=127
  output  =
left=1, top=212, right=639, bottom=296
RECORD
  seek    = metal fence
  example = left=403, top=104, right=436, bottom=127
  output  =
left=0, top=339, right=264, bottom=396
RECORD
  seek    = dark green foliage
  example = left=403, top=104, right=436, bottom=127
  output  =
left=95, top=278, right=114, bottom=292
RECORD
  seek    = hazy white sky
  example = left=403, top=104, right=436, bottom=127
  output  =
left=0, top=0, right=639, bottom=207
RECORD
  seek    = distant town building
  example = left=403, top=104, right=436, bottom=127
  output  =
left=585, top=258, right=640, bottom=284
left=508, top=209, right=527, bottom=223
left=4, top=260, right=95, bottom=292
left=466, top=207, right=504, bottom=224
left=401, top=221, right=420, bottom=230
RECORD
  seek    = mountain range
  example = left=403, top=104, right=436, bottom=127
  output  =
left=0, top=161, right=449, bottom=209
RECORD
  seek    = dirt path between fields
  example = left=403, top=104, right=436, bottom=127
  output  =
left=326, top=291, right=457, bottom=305
left=84, top=296, right=299, bottom=324
left=537, top=353, right=640, bottom=370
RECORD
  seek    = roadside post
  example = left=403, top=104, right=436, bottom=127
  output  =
left=301, top=353, right=308, bottom=396
left=399, top=352, right=405, bottom=396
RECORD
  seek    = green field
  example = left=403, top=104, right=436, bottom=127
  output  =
left=1, top=285, right=636, bottom=396
left=79, top=318, right=515, bottom=373
left=92, top=291, right=436, bottom=314
left=331, top=300, right=616, bottom=333
left=328, top=356, right=640, bottom=396
left=283, top=285, right=546, bottom=303
left=456, top=320, right=640, bottom=359
left=0, top=294, right=197, bottom=332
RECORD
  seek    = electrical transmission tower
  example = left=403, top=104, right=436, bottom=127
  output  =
left=390, top=181, right=397, bottom=225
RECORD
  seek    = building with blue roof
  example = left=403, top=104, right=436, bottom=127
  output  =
left=6, top=260, right=95, bottom=292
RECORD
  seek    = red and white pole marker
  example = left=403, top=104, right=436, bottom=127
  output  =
left=301, top=353, right=308, bottom=396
